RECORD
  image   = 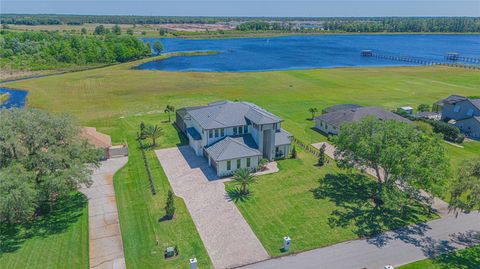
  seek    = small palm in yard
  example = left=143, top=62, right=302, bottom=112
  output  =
left=145, top=124, right=164, bottom=146
left=308, top=107, right=318, bottom=120
left=164, top=105, right=175, bottom=122
left=233, top=168, right=256, bottom=195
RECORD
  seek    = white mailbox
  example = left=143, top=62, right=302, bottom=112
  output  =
left=190, top=257, right=197, bottom=269
left=283, top=236, right=291, bottom=252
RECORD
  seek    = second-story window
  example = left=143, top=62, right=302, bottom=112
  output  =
left=453, top=105, right=461, bottom=113
left=467, top=108, right=474, bottom=116
left=209, top=130, right=213, bottom=138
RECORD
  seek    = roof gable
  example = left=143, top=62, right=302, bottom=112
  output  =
left=205, top=135, right=261, bottom=161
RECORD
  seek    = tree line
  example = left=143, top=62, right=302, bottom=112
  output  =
left=0, top=30, right=154, bottom=70
left=236, top=17, right=480, bottom=32
left=2, top=14, right=479, bottom=33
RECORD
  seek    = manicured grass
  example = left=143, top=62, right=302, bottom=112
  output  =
left=225, top=149, right=436, bottom=256
left=398, top=245, right=480, bottom=269
left=0, top=193, right=89, bottom=269
left=110, top=114, right=212, bottom=269
left=4, top=58, right=479, bottom=264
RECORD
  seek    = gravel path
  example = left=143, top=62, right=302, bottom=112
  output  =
left=81, top=157, right=128, bottom=269
left=155, top=146, right=270, bottom=269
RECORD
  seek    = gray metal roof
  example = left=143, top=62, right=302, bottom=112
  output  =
left=470, top=99, right=480, bottom=110
left=322, top=104, right=363, bottom=114
left=435, top=95, right=468, bottom=106
left=185, top=101, right=282, bottom=129
left=315, top=106, right=411, bottom=128
left=187, top=127, right=202, bottom=140
left=205, top=134, right=261, bottom=161
left=275, top=129, right=292, bottom=146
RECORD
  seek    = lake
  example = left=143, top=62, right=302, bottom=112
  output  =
left=138, top=34, right=480, bottom=72
left=0, top=88, right=28, bottom=109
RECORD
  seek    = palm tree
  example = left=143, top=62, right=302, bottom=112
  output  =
left=145, top=124, right=164, bottom=146
left=164, top=105, right=175, bottom=122
left=308, top=107, right=318, bottom=120
left=233, top=168, right=256, bottom=195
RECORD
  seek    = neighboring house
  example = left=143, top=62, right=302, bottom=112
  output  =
left=176, top=101, right=292, bottom=177
left=435, top=95, right=480, bottom=139
left=456, top=117, right=480, bottom=139
left=314, top=105, right=411, bottom=135
left=321, top=104, right=362, bottom=114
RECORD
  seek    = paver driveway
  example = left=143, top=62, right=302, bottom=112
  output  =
left=81, top=157, right=128, bottom=269
left=155, top=146, right=269, bottom=269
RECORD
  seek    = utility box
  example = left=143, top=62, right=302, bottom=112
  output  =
left=384, top=265, right=394, bottom=269
left=283, top=236, right=291, bottom=252
left=165, top=247, right=175, bottom=258
left=190, top=257, right=197, bottom=269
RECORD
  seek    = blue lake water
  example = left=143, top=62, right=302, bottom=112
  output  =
left=138, top=34, right=480, bottom=72
left=0, top=88, right=28, bottom=109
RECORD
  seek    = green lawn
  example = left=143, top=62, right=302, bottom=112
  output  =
left=3, top=57, right=479, bottom=265
left=225, top=149, right=436, bottom=256
left=0, top=193, right=89, bottom=269
left=108, top=114, right=212, bottom=269
left=398, top=245, right=480, bottom=269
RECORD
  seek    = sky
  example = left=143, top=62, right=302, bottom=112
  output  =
left=1, top=0, right=479, bottom=17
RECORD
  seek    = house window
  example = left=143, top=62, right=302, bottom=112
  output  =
left=221, top=128, right=225, bottom=136
left=244, top=125, right=248, bottom=133
left=233, top=127, right=237, bottom=135
left=209, top=130, right=213, bottom=138
left=247, top=158, right=251, bottom=167
left=467, top=108, right=474, bottom=116
left=237, top=159, right=241, bottom=169
left=238, top=126, right=243, bottom=134
left=453, top=105, right=461, bottom=113
left=215, top=129, right=219, bottom=137
left=227, top=160, right=231, bottom=170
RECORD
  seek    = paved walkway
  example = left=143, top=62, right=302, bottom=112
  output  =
left=312, top=142, right=450, bottom=216
left=240, top=212, right=480, bottom=269
left=155, top=146, right=270, bottom=269
left=81, top=157, right=128, bottom=269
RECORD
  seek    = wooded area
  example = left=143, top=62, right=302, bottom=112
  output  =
left=0, top=30, right=152, bottom=70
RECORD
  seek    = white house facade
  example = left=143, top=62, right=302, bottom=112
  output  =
left=176, top=101, right=292, bottom=177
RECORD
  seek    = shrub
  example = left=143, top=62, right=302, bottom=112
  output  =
left=422, top=119, right=465, bottom=143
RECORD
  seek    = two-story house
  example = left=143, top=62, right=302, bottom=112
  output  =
left=176, top=101, right=292, bottom=177
left=435, top=95, right=480, bottom=139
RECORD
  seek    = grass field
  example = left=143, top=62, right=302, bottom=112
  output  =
left=6, top=57, right=479, bottom=182
left=398, top=245, right=480, bottom=269
left=2, top=57, right=479, bottom=266
left=105, top=114, right=212, bottom=269
left=0, top=193, right=89, bottom=269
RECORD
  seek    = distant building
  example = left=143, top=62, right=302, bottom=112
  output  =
left=314, top=105, right=410, bottom=135
left=435, top=95, right=480, bottom=139
left=176, top=101, right=292, bottom=177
